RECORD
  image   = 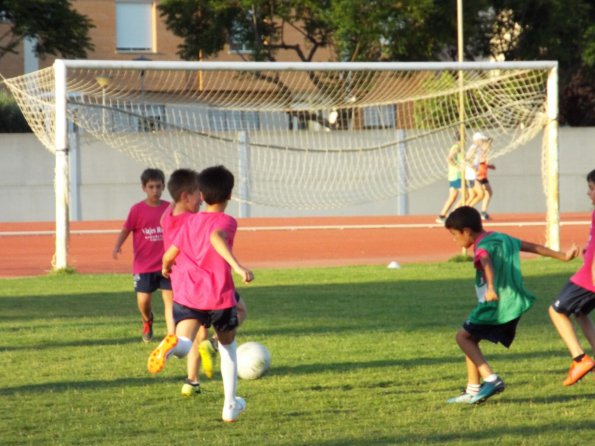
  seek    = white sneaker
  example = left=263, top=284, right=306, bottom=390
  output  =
left=222, top=396, right=246, bottom=422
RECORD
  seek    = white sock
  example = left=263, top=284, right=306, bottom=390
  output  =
left=171, top=336, right=192, bottom=358
left=219, top=340, right=238, bottom=405
left=466, top=383, right=481, bottom=395
left=484, top=374, right=498, bottom=383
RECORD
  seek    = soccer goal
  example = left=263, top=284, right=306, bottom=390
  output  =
left=4, top=60, right=559, bottom=270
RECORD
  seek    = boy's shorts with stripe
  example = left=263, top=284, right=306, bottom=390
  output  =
left=552, top=281, right=595, bottom=316
left=133, top=271, right=172, bottom=293
left=462, top=317, right=520, bottom=348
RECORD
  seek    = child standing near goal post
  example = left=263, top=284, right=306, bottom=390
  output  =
left=148, top=165, right=254, bottom=422
left=112, top=168, right=173, bottom=342
left=444, top=206, right=578, bottom=404
left=548, top=169, right=595, bottom=386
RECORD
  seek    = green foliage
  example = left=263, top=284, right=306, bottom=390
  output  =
left=0, top=90, right=30, bottom=132
left=157, top=0, right=595, bottom=125
left=0, top=260, right=590, bottom=445
left=0, top=0, right=94, bottom=59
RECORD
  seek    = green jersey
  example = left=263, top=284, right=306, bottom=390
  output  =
left=468, top=232, right=536, bottom=325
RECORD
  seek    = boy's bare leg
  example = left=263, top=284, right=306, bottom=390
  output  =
left=439, top=189, right=459, bottom=217
left=481, top=183, right=493, bottom=213
left=161, top=290, right=175, bottom=335
left=548, top=306, right=584, bottom=357
left=456, top=329, right=494, bottom=379
left=576, top=313, right=595, bottom=352
left=187, top=326, right=207, bottom=383
left=465, top=355, right=481, bottom=385
left=137, top=292, right=152, bottom=322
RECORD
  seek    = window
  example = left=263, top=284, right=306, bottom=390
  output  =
left=228, top=19, right=253, bottom=54
left=363, top=105, right=397, bottom=129
left=116, top=1, right=154, bottom=52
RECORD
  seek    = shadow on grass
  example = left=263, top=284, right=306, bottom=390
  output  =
left=0, top=336, right=143, bottom=351
left=0, top=375, right=181, bottom=396
left=310, top=418, right=595, bottom=445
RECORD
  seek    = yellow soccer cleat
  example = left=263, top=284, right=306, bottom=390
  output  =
left=199, top=339, right=217, bottom=379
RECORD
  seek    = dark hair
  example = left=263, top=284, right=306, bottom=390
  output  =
left=167, top=168, right=199, bottom=202
left=587, top=169, right=595, bottom=183
left=140, top=168, right=165, bottom=186
left=444, top=206, right=483, bottom=233
left=198, top=165, right=234, bottom=205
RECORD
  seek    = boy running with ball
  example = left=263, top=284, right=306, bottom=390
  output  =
left=147, top=165, right=253, bottom=422
left=444, top=206, right=578, bottom=404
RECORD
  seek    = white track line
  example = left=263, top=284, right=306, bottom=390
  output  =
left=0, top=220, right=589, bottom=237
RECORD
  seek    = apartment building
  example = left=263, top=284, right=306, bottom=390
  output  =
left=0, top=0, right=332, bottom=79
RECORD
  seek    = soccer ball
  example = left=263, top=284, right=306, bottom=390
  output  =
left=237, top=341, right=271, bottom=380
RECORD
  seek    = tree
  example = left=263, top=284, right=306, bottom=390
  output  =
left=0, top=0, right=94, bottom=59
left=158, top=0, right=595, bottom=125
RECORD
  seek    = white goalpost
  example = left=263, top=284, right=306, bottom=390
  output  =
left=4, top=60, right=559, bottom=270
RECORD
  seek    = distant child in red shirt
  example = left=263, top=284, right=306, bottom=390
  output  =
left=549, top=168, right=595, bottom=386
left=148, top=165, right=253, bottom=423
left=112, top=168, right=172, bottom=342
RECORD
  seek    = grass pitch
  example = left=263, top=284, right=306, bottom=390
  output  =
left=1, top=259, right=593, bottom=445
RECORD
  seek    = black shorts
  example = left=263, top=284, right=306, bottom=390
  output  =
left=478, top=178, right=489, bottom=185
left=133, top=272, right=172, bottom=293
left=462, top=317, right=520, bottom=348
left=552, top=281, right=595, bottom=316
left=173, top=302, right=239, bottom=332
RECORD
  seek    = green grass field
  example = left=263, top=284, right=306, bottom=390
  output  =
left=1, top=259, right=593, bottom=445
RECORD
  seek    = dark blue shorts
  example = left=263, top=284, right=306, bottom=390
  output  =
left=552, top=281, right=595, bottom=316
left=173, top=302, right=239, bottom=332
left=133, top=272, right=172, bottom=293
left=462, top=317, right=520, bottom=348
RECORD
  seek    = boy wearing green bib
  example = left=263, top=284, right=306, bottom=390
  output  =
left=444, top=207, right=578, bottom=404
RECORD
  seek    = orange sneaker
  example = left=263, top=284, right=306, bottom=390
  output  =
left=562, top=355, right=595, bottom=386
left=147, top=334, right=178, bottom=375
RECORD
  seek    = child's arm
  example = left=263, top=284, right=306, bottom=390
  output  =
left=210, top=230, right=254, bottom=284
left=520, top=241, right=579, bottom=262
left=112, top=228, right=131, bottom=259
left=479, top=255, right=499, bottom=302
left=162, top=245, right=180, bottom=278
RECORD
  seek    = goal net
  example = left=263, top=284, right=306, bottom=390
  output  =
left=3, top=60, right=560, bottom=268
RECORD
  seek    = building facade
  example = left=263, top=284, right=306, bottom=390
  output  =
left=1, top=0, right=332, bottom=79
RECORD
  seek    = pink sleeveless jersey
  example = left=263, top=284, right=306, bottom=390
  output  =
left=570, top=210, right=595, bottom=292
left=171, top=212, right=238, bottom=310
left=124, top=200, right=169, bottom=274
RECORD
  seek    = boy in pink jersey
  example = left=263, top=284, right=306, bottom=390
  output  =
left=160, top=168, right=205, bottom=396
left=112, top=168, right=172, bottom=342
left=549, top=169, right=595, bottom=386
left=148, top=165, right=254, bottom=423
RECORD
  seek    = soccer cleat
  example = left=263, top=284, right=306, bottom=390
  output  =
left=222, top=396, right=246, bottom=422
left=199, top=338, right=218, bottom=379
left=447, top=391, right=477, bottom=404
left=562, top=355, right=595, bottom=386
left=142, top=314, right=154, bottom=343
left=469, top=378, right=505, bottom=404
left=181, top=379, right=201, bottom=397
left=147, top=334, right=178, bottom=375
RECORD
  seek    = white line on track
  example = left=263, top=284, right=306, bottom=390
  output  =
left=0, top=220, right=589, bottom=237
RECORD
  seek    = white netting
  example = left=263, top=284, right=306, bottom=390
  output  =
left=4, top=61, right=551, bottom=209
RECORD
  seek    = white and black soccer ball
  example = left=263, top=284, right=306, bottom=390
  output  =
left=237, top=341, right=271, bottom=380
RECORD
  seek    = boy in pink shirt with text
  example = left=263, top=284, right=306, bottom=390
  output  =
left=148, top=165, right=253, bottom=423
left=112, top=168, right=172, bottom=342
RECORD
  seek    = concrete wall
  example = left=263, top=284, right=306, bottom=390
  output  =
left=1, top=128, right=594, bottom=222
